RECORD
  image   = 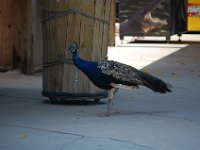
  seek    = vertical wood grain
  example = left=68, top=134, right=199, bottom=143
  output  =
left=42, top=0, right=112, bottom=96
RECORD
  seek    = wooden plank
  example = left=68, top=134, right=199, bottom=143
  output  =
left=48, top=0, right=56, bottom=92
left=58, top=0, right=70, bottom=92
left=100, top=1, right=107, bottom=58
left=79, top=0, right=95, bottom=93
left=49, top=0, right=56, bottom=92
left=66, top=0, right=82, bottom=48
left=0, top=0, right=3, bottom=66
left=53, top=0, right=67, bottom=92
left=43, top=0, right=50, bottom=92
left=12, top=0, right=19, bottom=69
left=26, top=0, right=34, bottom=74
left=0, top=30, right=2, bottom=67
left=98, top=0, right=108, bottom=58
left=65, top=0, right=82, bottom=93
left=50, top=0, right=59, bottom=92
left=45, top=0, right=50, bottom=92
left=2, top=0, right=14, bottom=67
left=12, top=0, right=20, bottom=69
left=80, top=0, right=94, bottom=60
left=108, top=0, right=116, bottom=46
left=3, top=28, right=13, bottom=66
left=42, top=0, right=48, bottom=92
left=49, top=0, right=57, bottom=92
left=63, top=0, right=76, bottom=93
left=78, top=0, right=103, bottom=93
left=32, top=0, right=43, bottom=72
left=92, top=0, right=102, bottom=60
left=90, top=0, right=108, bottom=93
left=21, top=0, right=29, bottom=73
left=12, top=0, right=29, bottom=73
left=102, top=0, right=112, bottom=56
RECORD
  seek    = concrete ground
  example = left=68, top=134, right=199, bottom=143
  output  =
left=0, top=35, right=200, bottom=150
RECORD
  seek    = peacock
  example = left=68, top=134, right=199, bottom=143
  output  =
left=67, top=43, right=172, bottom=116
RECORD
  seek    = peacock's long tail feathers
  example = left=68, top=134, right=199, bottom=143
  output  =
left=139, top=71, right=172, bottom=93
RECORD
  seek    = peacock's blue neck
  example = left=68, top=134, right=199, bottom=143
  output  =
left=72, top=52, right=79, bottom=65
left=72, top=52, right=86, bottom=71
left=72, top=52, right=97, bottom=74
left=72, top=52, right=78, bottom=62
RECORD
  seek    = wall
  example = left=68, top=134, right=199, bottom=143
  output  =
left=0, top=0, right=43, bottom=74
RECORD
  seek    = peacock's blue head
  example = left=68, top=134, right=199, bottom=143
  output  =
left=67, top=43, right=78, bottom=54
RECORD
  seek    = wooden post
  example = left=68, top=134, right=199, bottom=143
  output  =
left=42, top=0, right=112, bottom=101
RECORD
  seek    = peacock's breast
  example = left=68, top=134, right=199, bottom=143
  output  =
left=74, top=57, right=112, bottom=90
left=83, top=65, right=112, bottom=90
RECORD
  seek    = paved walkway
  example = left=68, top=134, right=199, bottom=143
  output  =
left=0, top=35, right=200, bottom=150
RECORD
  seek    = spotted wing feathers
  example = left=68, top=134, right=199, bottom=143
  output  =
left=98, top=60, right=144, bottom=85
left=97, top=60, right=172, bottom=93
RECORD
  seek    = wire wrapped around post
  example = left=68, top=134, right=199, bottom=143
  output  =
left=41, top=7, right=110, bottom=24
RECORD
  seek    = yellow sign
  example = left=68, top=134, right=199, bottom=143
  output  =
left=188, top=0, right=200, bottom=31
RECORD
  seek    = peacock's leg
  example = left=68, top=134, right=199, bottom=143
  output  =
left=106, top=89, right=115, bottom=115
left=97, top=88, right=115, bottom=117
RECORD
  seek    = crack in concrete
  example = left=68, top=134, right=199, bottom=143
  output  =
left=99, top=137, right=158, bottom=150
left=0, top=122, right=83, bottom=137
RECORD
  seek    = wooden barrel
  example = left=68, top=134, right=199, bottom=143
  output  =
left=42, top=0, right=112, bottom=101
